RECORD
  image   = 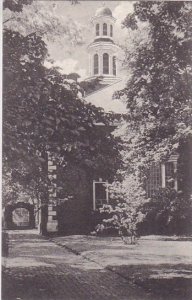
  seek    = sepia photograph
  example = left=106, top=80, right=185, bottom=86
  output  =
left=2, top=0, right=192, bottom=299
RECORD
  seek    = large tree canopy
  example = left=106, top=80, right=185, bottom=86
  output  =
left=3, top=2, right=121, bottom=207
left=102, top=2, right=192, bottom=236
left=3, top=0, right=84, bottom=45
left=115, top=1, right=192, bottom=170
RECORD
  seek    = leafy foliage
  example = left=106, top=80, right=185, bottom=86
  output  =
left=96, top=2, right=192, bottom=238
left=95, top=175, right=147, bottom=243
left=3, top=0, right=33, bottom=12
left=3, top=25, right=121, bottom=207
left=115, top=2, right=192, bottom=169
left=67, top=73, right=81, bottom=82
left=79, top=76, right=106, bottom=95
left=3, top=1, right=84, bottom=45
left=139, top=188, right=192, bottom=235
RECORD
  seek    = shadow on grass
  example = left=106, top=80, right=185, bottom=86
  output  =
left=3, top=231, right=192, bottom=300
left=109, top=263, right=192, bottom=300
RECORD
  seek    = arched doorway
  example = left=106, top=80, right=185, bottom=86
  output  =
left=4, top=202, right=35, bottom=230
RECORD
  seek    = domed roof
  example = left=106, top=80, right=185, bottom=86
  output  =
left=95, top=6, right=112, bottom=17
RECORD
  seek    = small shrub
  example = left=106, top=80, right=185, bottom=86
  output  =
left=139, top=188, right=192, bottom=235
left=95, top=176, right=147, bottom=244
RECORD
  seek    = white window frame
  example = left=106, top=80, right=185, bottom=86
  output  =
left=161, top=155, right=179, bottom=191
left=93, top=179, right=109, bottom=210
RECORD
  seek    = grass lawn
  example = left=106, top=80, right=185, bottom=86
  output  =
left=53, top=235, right=192, bottom=300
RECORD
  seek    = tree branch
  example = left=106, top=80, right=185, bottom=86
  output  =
left=3, top=17, right=15, bottom=24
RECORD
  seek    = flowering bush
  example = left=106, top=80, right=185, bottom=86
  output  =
left=95, top=175, right=147, bottom=244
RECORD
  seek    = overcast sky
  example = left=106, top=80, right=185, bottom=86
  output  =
left=46, top=1, right=134, bottom=79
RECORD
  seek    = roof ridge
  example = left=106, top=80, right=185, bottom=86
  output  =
left=84, top=78, right=122, bottom=98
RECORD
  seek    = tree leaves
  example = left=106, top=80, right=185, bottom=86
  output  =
left=116, top=2, right=192, bottom=169
left=3, top=0, right=33, bottom=12
left=3, top=26, right=121, bottom=206
left=3, top=1, right=84, bottom=45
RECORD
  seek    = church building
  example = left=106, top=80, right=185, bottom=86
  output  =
left=43, top=5, right=190, bottom=235
left=4, top=6, right=191, bottom=235
left=45, top=6, right=127, bottom=234
left=84, top=6, right=181, bottom=200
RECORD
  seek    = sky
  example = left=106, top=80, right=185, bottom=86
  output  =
left=45, top=1, right=135, bottom=79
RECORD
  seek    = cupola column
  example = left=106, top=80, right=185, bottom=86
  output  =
left=87, top=6, right=119, bottom=82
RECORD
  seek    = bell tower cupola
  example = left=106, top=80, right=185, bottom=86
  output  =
left=87, top=5, right=119, bottom=84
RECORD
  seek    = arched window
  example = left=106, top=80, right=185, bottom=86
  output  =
left=94, top=54, right=99, bottom=75
left=103, top=23, right=107, bottom=36
left=110, top=25, right=113, bottom=37
left=113, top=56, right=116, bottom=75
left=96, top=24, right=99, bottom=36
left=103, top=53, right=109, bottom=74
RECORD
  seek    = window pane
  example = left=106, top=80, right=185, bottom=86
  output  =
left=94, top=54, right=99, bottom=75
left=145, top=163, right=162, bottom=198
left=103, top=23, right=107, bottom=36
left=165, top=162, right=175, bottom=188
left=96, top=24, right=99, bottom=36
left=103, top=53, right=109, bottom=74
left=95, top=182, right=108, bottom=209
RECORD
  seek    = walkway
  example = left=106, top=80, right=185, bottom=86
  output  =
left=2, top=230, right=156, bottom=300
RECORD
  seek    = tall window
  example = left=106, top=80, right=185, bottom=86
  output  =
left=96, top=24, right=99, bottom=36
left=94, top=54, right=99, bottom=75
left=165, top=162, right=175, bottom=188
left=145, top=161, right=177, bottom=198
left=145, top=163, right=162, bottom=198
left=103, top=23, right=107, bottom=36
left=93, top=180, right=109, bottom=210
left=103, top=53, right=109, bottom=74
left=113, top=56, right=116, bottom=75
left=110, top=25, right=113, bottom=37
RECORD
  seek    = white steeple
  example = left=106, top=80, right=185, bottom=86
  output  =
left=87, top=5, right=120, bottom=84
